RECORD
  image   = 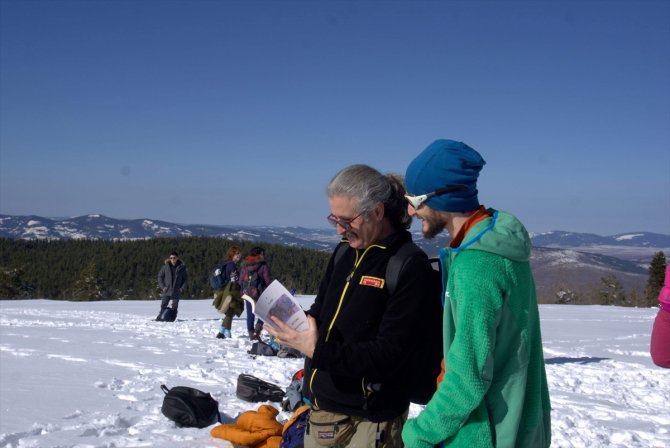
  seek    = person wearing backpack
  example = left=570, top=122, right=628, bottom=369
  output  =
left=264, top=165, right=441, bottom=448
left=157, top=251, right=188, bottom=319
left=212, top=246, right=243, bottom=339
left=238, top=246, right=273, bottom=340
left=401, top=139, right=551, bottom=448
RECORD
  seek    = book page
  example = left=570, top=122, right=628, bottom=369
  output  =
left=249, top=280, right=309, bottom=332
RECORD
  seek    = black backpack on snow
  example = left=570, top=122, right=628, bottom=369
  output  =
left=235, top=374, right=285, bottom=403
left=160, top=384, right=221, bottom=428
left=248, top=341, right=277, bottom=357
left=333, top=240, right=443, bottom=405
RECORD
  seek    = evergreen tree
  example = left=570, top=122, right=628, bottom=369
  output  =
left=0, top=267, right=31, bottom=299
left=628, top=289, right=641, bottom=308
left=556, top=288, right=579, bottom=304
left=66, top=261, right=105, bottom=301
left=599, top=275, right=626, bottom=306
left=645, top=251, right=666, bottom=307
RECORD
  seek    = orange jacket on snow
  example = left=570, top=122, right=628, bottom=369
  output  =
left=210, top=404, right=283, bottom=447
left=210, top=404, right=311, bottom=448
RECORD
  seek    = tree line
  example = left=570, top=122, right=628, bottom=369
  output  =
left=0, top=237, right=331, bottom=300
left=1, top=237, right=666, bottom=307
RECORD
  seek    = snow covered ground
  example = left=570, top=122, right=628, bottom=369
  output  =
left=1, top=299, right=668, bottom=447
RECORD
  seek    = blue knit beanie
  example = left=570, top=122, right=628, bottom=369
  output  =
left=405, top=139, right=486, bottom=212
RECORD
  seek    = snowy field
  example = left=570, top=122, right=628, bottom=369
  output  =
left=1, top=299, right=668, bottom=448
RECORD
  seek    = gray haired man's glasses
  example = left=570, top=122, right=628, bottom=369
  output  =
left=326, top=212, right=364, bottom=231
left=405, top=185, right=468, bottom=209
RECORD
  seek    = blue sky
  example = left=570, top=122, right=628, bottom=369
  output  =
left=1, top=0, right=668, bottom=235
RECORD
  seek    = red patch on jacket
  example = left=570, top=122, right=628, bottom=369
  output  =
left=360, top=276, right=385, bottom=288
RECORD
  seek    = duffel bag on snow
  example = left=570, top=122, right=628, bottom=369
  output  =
left=248, top=341, right=277, bottom=356
left=236, top=374, right=285, bottom=403
left=160, top=384, right=221, bottom=428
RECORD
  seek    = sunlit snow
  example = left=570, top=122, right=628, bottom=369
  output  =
left=0, top=300, right=668, bottom=448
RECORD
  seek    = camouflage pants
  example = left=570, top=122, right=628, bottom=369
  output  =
left=213, top=289, right=243, bottom=329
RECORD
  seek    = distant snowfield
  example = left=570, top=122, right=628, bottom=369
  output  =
left=1, top=299, right=668, bottom=448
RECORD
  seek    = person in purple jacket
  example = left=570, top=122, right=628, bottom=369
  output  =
left=651, top=263, right=670, bottom=368
left=239, top=246, right=273, bottom=340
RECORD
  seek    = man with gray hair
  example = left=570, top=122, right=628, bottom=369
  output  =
left=401, top=139, right=551, bottom=448
left=265, top=164, right=441, bottom=448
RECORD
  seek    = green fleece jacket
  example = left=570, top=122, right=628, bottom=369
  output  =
left=402, top=210, right=551, bottom=448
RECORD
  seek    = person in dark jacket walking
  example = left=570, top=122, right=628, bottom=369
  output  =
left=264, top=165, right=439, bottom=448
left=157, top=251, right=188, bottom=315
left=239, top=246, right=273, bottom=340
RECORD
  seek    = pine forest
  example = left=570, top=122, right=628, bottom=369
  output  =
left=0, top=237, right=331, bottom=300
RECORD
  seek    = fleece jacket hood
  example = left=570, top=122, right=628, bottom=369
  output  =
left=444, top=209, right=531, bottom=263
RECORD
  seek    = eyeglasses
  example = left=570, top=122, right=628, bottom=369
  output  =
left=326, top=211, right=364, bottom=231
left=404, top=185, right=468, bottom=209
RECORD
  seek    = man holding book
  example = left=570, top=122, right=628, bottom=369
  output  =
left=265, top=164, right=440, bottom=448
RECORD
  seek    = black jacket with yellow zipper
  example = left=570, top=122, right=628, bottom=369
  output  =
left=303, top=230, right=438, bottom=422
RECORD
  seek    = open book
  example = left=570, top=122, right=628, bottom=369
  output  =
left=242, top=280, right=309, bottom=332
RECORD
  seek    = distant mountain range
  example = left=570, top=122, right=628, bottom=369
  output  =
left=2, top=214, right=668, bottom=302
left=0, top=214, right=340, bottom=250
left=2, top=214, right=667, bottom=251
left=529, top=230, right=670, bottom=249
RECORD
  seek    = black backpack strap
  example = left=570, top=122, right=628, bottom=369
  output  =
left=161, top=384, right=170, bottom=395
left=332, top=241, right=349, bottom=267
left=385, top=241, right=426, bottom=296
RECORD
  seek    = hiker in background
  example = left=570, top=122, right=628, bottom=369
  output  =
left=265, top=164, right=439, bottom=448
left=650, top=264, right=670, bottom=368
left=212, top=246, right=243, bottom=339
left=157, top=251, right=188, bottom=317
left=239, top=246, right=273, bottom=341
left=401, top=139, right=551, bottom=448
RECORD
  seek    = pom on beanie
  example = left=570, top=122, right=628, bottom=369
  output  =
left=405, top=139, right=486, bottom=212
